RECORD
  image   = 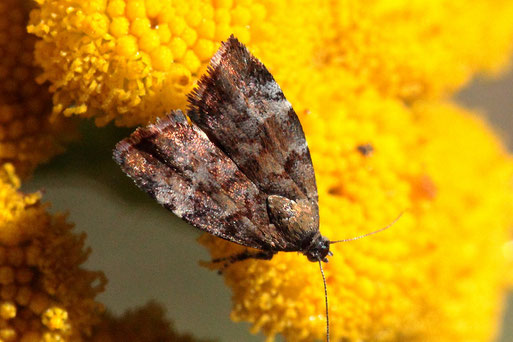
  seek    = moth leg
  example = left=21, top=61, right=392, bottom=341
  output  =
left=211, top=250, right=275, bottom=274
left=211, top=250, right=275, bottom=263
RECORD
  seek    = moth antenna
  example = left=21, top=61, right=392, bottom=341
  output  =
left=318, top=260, right=330, bottom=342
left=330, top=212, right=404, bottom=244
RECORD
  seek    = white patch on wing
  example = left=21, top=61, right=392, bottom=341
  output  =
left=288, top=139, right=308, bottom=156
left=254, top=80, right=291, bottom=123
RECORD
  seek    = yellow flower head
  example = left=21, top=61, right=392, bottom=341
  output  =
left=28, top=0, right=328, bottom=127
left=27, top=0, right=513, bottom=127
left=0, top=164, right=106, bottom=340
left=200, top=77, right=513, bottom=340
left=321, top=1, right=513, bottom=100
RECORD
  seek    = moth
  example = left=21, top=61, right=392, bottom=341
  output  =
left=114, top=35, right=396, bottom=342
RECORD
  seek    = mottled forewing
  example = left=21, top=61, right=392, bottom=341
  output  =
left=113, top=110, right=288, bottom=250
left=187, top=36, right=318, bottom=207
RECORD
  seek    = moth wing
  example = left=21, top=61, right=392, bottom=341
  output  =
left=113, top=110, right=288, bottom=250
left=188, top=36, right=318, bottom=209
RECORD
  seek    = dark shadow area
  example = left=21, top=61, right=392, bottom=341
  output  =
left=26, top=120, right=139, bottom=200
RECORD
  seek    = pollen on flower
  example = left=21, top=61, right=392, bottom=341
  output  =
left=0, top=164, right=106, bottom=340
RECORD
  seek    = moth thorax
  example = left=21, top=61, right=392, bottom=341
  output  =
left=267, top=195, right=316, bottom=234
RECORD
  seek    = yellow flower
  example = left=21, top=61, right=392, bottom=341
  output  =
left=0, top=0, right=76, bottom=179
left=26, top=0, right=328, bottom=126
left=27, top=0, right=513, bottom=127
left=90, top=301, right=213, bottom=342
left=200, top=76, right=513, bottom=340
left=20, top=0, right=513, bottom=341
left=0, top=164, right=106, bottom=341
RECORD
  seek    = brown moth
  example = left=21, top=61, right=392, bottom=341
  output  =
left=114, top=35, right=397, bottom=341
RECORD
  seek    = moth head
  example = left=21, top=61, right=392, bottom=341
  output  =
left=304, top=234, right=332, bottom=263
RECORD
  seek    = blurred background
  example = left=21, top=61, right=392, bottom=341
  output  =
left=22, top=69, right=513, bottom=341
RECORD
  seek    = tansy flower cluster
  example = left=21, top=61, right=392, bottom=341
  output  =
left=0, top=0, right=509, bottom=341
left=28, top=0, right=329, bottom=127
left=0, top=164, right=106, bottom=341
left=0, top=0, right=213, bottom=340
